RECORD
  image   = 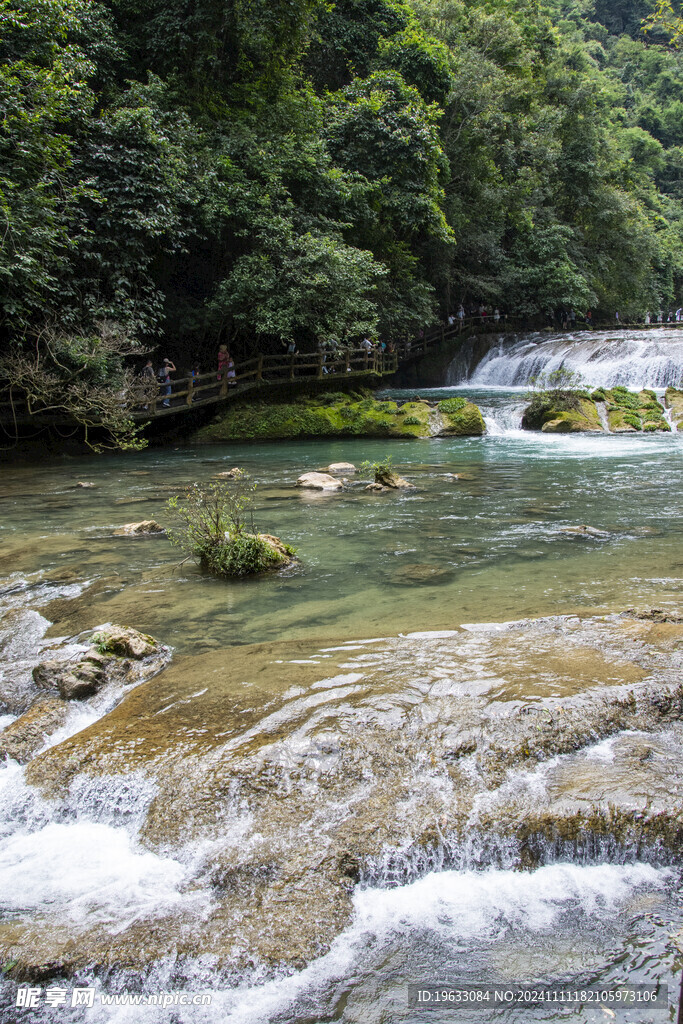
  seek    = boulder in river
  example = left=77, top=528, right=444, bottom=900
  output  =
left=321, top=462, right=357, bottom=474
left=32, top=626, right=166, bottom=701
left=436, top=397, right=486, bottom=436
left=113, top=520, right=165, bottom=536
left=374, top=467, right=415, bottom=489
left=0, top=697, right=69, bottom=763
left=297, top=472, right=343, bottom=491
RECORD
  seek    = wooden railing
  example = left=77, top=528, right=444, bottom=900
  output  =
left=143, top=347, right=398, bottom=418
left=0, top=348, right=398, bottom=426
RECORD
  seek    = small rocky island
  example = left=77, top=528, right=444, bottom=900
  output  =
left=522, top=385, right=682, bottom=433
left=194, top=391, right=486, bottom=442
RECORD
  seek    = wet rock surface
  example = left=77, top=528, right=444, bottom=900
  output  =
left=4, top=611, right=682, bottom=983
left=113, top=520, right=166, bottom=536
left=296, top=472, right=343, bottom=491
left=0, top=620, right=171, bottom=760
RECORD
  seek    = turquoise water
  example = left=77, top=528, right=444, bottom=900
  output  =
left=1, top=392, right=681, bottom=652
left=1, top=383, right=683, bottom=1024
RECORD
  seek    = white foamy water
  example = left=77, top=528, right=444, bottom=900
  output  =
left=89, top=862, right=664, bottom=1024
left=0, top=765, right=209, bottom=939
left=450, top=329, right=683, bottom=389
left=0, top=822, right=192, bottom=930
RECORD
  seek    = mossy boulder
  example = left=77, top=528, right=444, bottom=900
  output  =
left=604, top=387, right=670, bottom=433
left=523, top=396, right=603, bottom=432
left=523, top=387, right=672, bottom=433
left=193, top=393, right=483, bottom=442
left=665, top=386, right=683, bottom=431
left=198, top=532, right=295, bottom=577
left=437, top=397, right=486, bottom=436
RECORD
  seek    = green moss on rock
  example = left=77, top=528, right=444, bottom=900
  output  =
left=665, top=386, right=683, bottom=431
left=524, top=386, right=672, bottom=434
left=439, top=401, right=486, bottom=436
left=523, top=397, right=603, bottom=433
left=193, top=393, right=483, bottom=441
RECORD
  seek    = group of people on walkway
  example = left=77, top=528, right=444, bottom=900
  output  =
left=138, top=346, right=237, bottom=410
left=643, top=309, right=682, bottom=324
left=446, top=304, right=502, bottom=326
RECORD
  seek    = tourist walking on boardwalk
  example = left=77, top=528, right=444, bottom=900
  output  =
left=140, top=358, right=155, bottom=410
left=225, top=350, right=236, bottom=383
left=217, top=344, right=230, bottom=379
left=157, top=358, right=175, bottom=408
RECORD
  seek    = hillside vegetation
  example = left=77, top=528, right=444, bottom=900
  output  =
left=2, top=0, right=683, bottom=377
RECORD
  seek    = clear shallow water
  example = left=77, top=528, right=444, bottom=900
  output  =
left=1, top=364, right=683, bottom=1023
left=0, top=407, right=681, bottom=652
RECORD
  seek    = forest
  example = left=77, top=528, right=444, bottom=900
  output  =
left=2, top=0, right=683, bottom=380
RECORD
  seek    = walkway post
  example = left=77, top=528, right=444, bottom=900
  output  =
left=186, top=376, right=193, bottom=406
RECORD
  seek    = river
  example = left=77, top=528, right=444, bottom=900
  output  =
left=0, top=330, right=682, bottom=1022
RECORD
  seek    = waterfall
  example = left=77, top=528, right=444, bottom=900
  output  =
left=447, top=329, right=683, bottom=389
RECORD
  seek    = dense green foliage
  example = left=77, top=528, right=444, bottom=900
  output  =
left=2, top=0, right=683, bottom=380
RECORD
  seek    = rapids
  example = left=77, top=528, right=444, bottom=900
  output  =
left=1, top=329, right=682, bottom=1022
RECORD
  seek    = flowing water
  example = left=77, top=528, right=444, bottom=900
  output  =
left=1, top=330, right=682, bottom=1022
left=446, top=328, right=683, bottom=389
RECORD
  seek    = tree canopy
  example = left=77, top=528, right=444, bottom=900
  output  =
left=2, top=0, right=683, bottom=374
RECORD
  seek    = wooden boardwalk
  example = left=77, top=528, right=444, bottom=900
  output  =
left=0, top=349, right=399, bottom=428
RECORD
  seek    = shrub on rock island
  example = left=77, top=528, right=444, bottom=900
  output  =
left=166, top=473, right=295, bottom=577
left=523, top=368, right=589, bottom=429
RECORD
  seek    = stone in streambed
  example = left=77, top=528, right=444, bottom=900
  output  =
left=321, top=462, right=356, bottom=474
left=0, top=698, right=70, bottom=763
left=113, top=520, right=165, bottom=536
left=297, top=472, right=343, bottom=491
left=558, top=525, right=610, bottom=539
left=32, top=627, right=163, bottom=701
left=375, top=468, right=415, bottom=489
left=92, top=625, right=159, bottom=659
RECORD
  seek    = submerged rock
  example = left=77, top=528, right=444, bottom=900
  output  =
left=113, top=520, right=165, bottom=536
left=297, top=472, right=343, bottom=491
left=558, top=525, right=610, bottom=539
